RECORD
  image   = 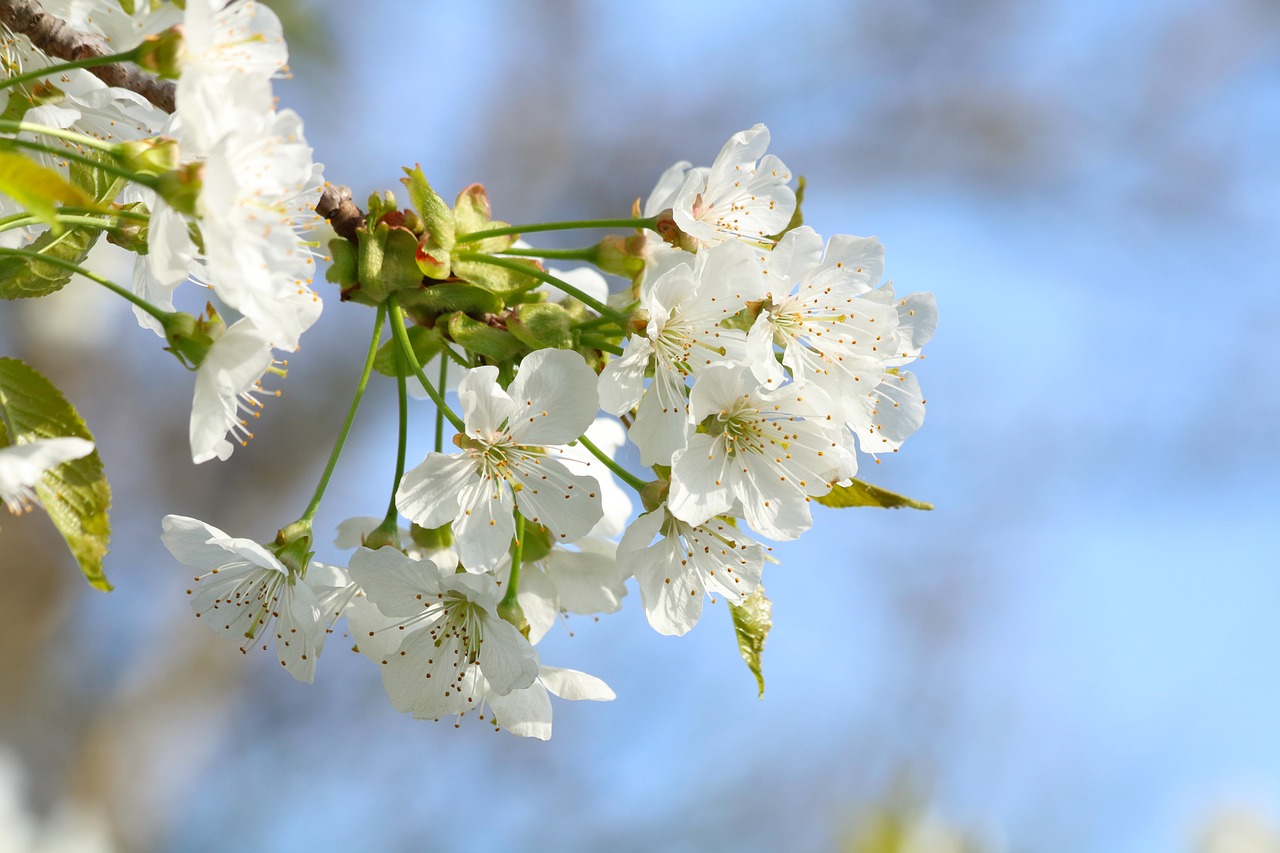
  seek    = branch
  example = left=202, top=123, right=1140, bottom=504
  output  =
left=0, top=0, right=175, bottom=113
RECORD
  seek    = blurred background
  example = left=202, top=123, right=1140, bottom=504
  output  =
left=2, top=0, right=1279, bottom=850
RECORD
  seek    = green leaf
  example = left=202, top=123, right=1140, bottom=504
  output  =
left=509, top=302, right=574, bottom=350
left=730, top=586, right=772, bottom=698
left=0, top=223, right=99, bottom=299
left=0, top=150, right=93, bottom=228
left=373, top=324, right=443, bottom=377
left=0, top=149, right=118, bottom=300
left=0, top=358, right=112, bottom=590
left=814, top=478, right=933, bottom=511
left=446, top=312, right=526, bottom=362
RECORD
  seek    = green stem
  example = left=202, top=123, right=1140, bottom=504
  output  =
left=387, top=296, right=467, bottom=432
left=298, top=304, right=387, bottom=524
left=579, top=336, right=624, bottom=356
left=382, top=347, right=410, bottom=528
left=454, top=250, right=627, bottom=325
left=456, top=216, right=659, bottom=244
left=0, top=247, right=166, bottom=322
left=0, top=47, right=143, bottom=93
left=434, top=356, right=448, bottom=454
left=499, top=511, right=527, bottom=612
left=440, top=341, right=470, bottom=368
left=498, top=246, right=598, bottom=261
left=577, top=434, right=648, bottom=492
left=0, top=213, right=128, bottom=235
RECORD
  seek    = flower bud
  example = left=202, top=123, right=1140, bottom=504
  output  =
left=134, top=26, right=185, bottom=79
left=154, top=162, right=202, bottom=216
left=119, top=136, right=181, bottom=178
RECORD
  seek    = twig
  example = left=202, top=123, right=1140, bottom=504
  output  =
left=0, top=0, right=175, bottom=112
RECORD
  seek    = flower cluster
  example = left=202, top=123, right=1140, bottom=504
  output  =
left=1, top=0, right=324, bottom=464
left=2, top=2, right=938, bottom=741
left=159, top=123, right=935, bottom=739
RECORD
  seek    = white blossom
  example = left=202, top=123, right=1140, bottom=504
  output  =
left=396, top=348, right=604, bottom=571
left=617, top=504, right=765, bottom=636
left=598, top=239, right=765, bottom=466
left=198, top=108, right=324, bottom=351
left=162, top=515, right=328, bottom=682
left=177, top=0, right=287, bottom=152
left=653, top=124, right=796, bottom=250
left=668, top=365, right=854, bottom=540
left=347, top=545, right=539, bottom=720
left=188, top=318, right=283, bottom=464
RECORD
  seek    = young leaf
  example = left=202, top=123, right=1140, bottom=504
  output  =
left=0, top=358, right=112, bottom=590
left=0, top=150, right=92, bottom=228
left=0, top=149, right=118, bottom=300
left=815, top=479, right=933, bottom=510
left=730, top=586, right=772, bottom=698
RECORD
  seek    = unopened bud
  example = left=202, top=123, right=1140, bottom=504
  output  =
left=134, top=26, right=185, bottom=79
left=154, top=161, right=202, bottom=216
left=120, top=136, right=181, bottom=178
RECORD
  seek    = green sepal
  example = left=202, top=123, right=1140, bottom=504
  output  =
left=0, top=357, right=112, bottom=591
left=398, top=281, right=504, bottom=317
left=730, top=585, right=772, bottom=698
left=366, top=189, right=398, bottom=224
left=0, top=149, right=94, bottom=229
left=357, top=219, right=423, bottom=304
left=410, top=522, right=453, bottom=552
left=814, top=478, right=933, bottom=511
left=373, top=324, right=442, bottom=377
left=402, top=166, right=454, bottom=279
left=452, top=253, right=539, bottom=298
left=517, top=522, right=553, bottom=565
left=766, top=174, right=806, bottom=242
left=446, top=312, right=526, bottom=362
left=325, top=237, right=358, bottom=290
left=508, top=302, right=573, bottom=350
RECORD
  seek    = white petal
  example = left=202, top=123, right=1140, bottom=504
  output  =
left=545, top=547, right=626, bottom=615
left=451, top=473, right=516, bottom=571
left=274, top=580, right=325, bottom=683
left=348, top=545, right=445, bottom=618
left=395, top=453, right=475, bottom=530
left=598, top=339, right=653, bottom=415
left=507, top=349, right=600, bottom=445
left=487, top=679, right=552, bottom=740
left=475, top=614, right=539, bottom=696
left=539, top=666, right=615, bottom=701
left=668, top=434, right=735, bottom=527
left=507, top=457, right=603, bottom=547
left=457, top=365, right=515, bottom=437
